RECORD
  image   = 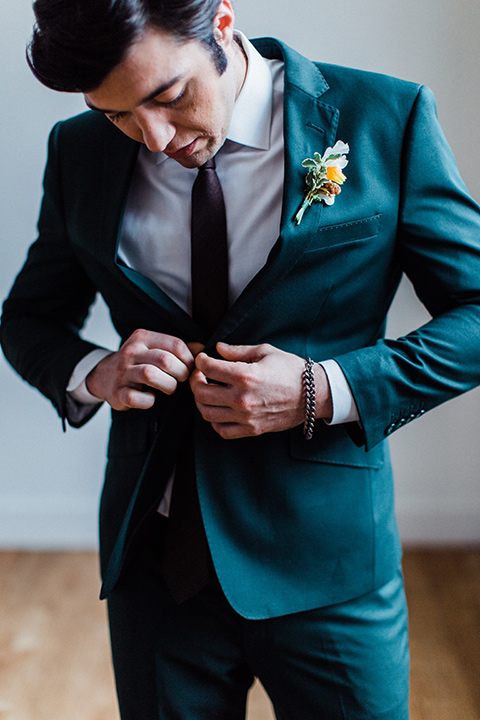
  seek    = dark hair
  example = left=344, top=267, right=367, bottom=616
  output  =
left=27, top=0, right=227, bottom=93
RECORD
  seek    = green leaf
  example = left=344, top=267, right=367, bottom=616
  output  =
left=302, top=159, right=317, bottom=168
left=324, top=153, right=342, bottom=162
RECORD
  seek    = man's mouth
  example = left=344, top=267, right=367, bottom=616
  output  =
left=164, top=139, right=198, bottom=160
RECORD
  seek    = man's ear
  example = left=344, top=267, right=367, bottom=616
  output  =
left=213, top=0, right=235, bottom=47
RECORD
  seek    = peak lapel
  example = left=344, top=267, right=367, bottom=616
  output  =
left=210, top=39, right=340, bottom=344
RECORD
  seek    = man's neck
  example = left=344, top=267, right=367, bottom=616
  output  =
left=232, top=32, right=249, bottom=100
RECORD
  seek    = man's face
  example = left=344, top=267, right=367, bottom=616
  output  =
left=84, top=17, right=243, bottom=169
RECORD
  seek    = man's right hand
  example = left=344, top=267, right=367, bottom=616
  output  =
left=86, top=329, right=198, bottom=411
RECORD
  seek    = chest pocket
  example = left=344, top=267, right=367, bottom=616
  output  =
left=306, top=214, right=382, bottom=253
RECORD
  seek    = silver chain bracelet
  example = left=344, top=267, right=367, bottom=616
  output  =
left=303, top=357, right=316, bottom=440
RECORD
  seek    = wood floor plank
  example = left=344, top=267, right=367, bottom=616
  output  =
left=403, top=549, right=480, bottom=720
left=0, top=549, right=478, bottom=719
left=0, top=552, right=116, bottom=720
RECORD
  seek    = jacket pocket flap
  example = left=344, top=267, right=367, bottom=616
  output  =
left=290, top=423, right=384, bottom=469
left=306, top=214, right=381, bottom=253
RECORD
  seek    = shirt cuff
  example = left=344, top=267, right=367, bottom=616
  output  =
left=67, top=348, right=113, bottom=404
left=318, top=359, right=360, bottom=425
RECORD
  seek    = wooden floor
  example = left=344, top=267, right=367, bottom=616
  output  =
left=0, top=549, right=479, bottom=720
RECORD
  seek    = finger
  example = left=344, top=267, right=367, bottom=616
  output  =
left=195, top=401, right=236, bottom=424
left=190, top=367, right=233, bottom=406
left=216, top=342, right=269, bottom=363
left=211, top=422, right=252, bottom=440
left=129, top=363, right=178, bottom=395
left=189, top=366, right=207, bottom=393
left=130, top=329, right=195, bottom=369
left=195, top=351, right=249, bottom=385
left=145, top=348, right=192, bottom=382
left=117, top=386, right=157, bottom=410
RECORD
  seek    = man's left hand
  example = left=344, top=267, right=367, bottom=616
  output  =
left=189, top=342, right=332, bottom=439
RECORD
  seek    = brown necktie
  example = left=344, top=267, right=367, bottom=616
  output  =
left=191, top=156, right=229, bottom=334
left=160, top=156, right=228, bottom=603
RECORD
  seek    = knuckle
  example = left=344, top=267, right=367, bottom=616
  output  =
left=171, top=336, right=186, bottom=356
left=121, top=342, right=137, bottom=361
left=130, top=328, right=147, bottom=343
left=122, top=388, right=137, bottom=407
left=235, top=390, right=257, bottom=414
left=142, top=365, right=158, bottom=385
left=236, top=372, right=252, bottom=391
left=245, top=419, right=261, bottom=436
left=153, top=350, right=169, bottom=371
left=236, top=394, right=251, bottom=413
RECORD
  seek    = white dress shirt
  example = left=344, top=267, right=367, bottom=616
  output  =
left=68, top=34, right=359, bottom=437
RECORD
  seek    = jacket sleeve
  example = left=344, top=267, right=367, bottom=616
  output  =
left=0, top=122, right=102, bottom=427
left=335, top=85, right=480, bottom=451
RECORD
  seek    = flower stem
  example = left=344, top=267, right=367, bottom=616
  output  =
left=295, top=191, right=316, bottom=225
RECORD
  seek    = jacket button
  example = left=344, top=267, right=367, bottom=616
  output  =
left=385, top=423, right=395, bottom=435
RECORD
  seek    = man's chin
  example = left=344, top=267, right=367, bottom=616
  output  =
left=172, top=139, right=223, bottom=169
left=173, top=154, right=206, bottom=169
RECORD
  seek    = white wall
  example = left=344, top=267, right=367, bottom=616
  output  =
left=1, top=0, right=479, bottom=548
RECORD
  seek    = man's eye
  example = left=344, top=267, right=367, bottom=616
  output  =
left=154, top=89, right=186, bottom=108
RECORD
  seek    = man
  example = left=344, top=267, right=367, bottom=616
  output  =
left=2, top=0, right=480, bottom=718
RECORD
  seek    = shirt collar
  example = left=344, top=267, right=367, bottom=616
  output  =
left=149, top=32, right=273, bottom=165
left=225, top=32, right=273, bottom=151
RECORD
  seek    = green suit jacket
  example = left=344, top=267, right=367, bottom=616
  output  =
left=3, top=38, right=480, bottom=619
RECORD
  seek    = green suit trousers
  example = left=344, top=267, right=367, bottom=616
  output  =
left=107, top=514, right=409, bottom=720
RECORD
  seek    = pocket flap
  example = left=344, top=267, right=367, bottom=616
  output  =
left=306, top=214, right=381, bottom=253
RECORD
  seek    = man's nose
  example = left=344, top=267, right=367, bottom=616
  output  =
left=136, top=112, right=175, bottom=152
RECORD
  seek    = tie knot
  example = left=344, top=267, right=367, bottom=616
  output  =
left=202, top=156, right=216, bottom=171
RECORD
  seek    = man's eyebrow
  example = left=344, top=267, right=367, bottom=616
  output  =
left=85, top=75, right=184, bottom=114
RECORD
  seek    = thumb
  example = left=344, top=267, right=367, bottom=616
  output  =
left=187, top=341, right=205, bottom=358
left=216, top=341, right=268, bottom=363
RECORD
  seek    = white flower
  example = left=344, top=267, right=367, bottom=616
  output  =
left=322, top=140, right=350, bottom=167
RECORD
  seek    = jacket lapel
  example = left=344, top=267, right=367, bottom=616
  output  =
left=99, top=125, right=203, bottom=338
left=209, top=38, right=340, bottom=345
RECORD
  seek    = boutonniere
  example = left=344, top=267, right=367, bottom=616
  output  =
left=295, top=140, right=350, bottom=225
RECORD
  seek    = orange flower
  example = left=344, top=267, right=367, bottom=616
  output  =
left=326, top=166, right=347, bottom=184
